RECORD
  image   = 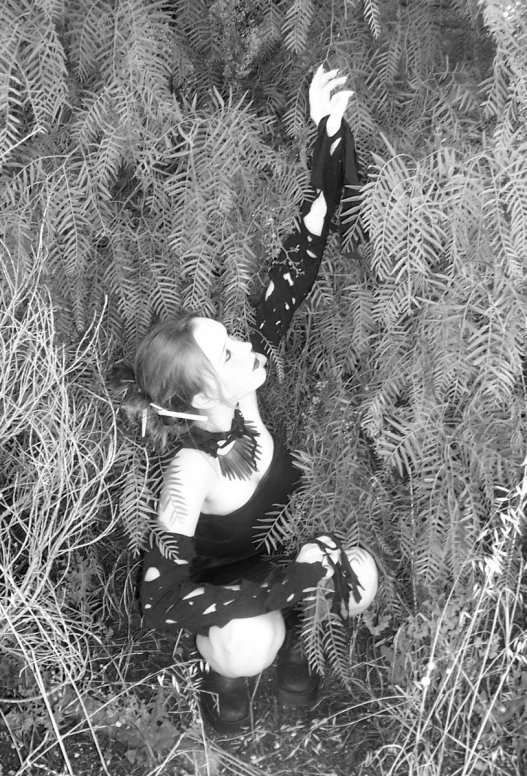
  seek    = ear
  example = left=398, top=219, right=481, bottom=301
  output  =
left=191, top=390, right=220, bottom=411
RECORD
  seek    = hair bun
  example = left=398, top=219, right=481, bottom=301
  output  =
left=107, top=362, right=139, bottom=393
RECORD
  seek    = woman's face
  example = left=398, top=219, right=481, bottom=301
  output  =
left=191, top=318, right=267, bottom=406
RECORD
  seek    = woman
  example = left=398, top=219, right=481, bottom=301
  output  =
left=123, top=66, right=378, bottom=733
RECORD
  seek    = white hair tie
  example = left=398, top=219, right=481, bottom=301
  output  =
left=150, top=403, right=203, bottom=422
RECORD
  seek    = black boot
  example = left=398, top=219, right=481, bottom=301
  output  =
left=275, top=613, right=320, bottom=708
left=200, top=669, right=251, bottom=734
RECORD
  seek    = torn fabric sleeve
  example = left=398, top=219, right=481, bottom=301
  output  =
left=140, top=531, right=325, bottom=636
left=250, top=118, right=360, bottom=356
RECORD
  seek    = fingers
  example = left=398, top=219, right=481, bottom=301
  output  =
left=326, top=89, right=354, bottom=136
left=326, top=74, right=348, bottom=92
left=311, top=65, right=344, bottom=90
left=309, top=64, right=330, bottom=92
left=309, top=67, right=347, bottom=102
left=315, top=534, right=338, bottom=551
left=309, top=63, right=353, bottom=130
left=331, top=90, right=354, bottom=111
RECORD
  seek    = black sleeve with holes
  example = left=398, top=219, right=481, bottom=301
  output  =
left=250, top=117, right=360, bottom=356
left=140, top=532, right=326, bottom=636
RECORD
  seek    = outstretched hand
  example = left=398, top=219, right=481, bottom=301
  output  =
left=309, top=65, right=353, bottom=136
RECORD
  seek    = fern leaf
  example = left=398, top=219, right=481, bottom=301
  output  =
left=258, top=2, right=284, bottom=54
left=282, top=0, right=314, bottom=54
left=282, top=86, right=309, bottom=139
left=96, top=128, right=129, bottom=199
left=362, top=0, right=382, bottom=40
left=322, top=613, right=353, bottom=689
left=160, top=462, right=189, bottom=525
left=117, top=0, right=173, bottom=107
left=146, top=260, right=182, bottom=320
left=302, top=583, right=332, bottom=676
left=176, top=0, right=218, bottom=56
left=0, top=25, right=24, bottom=159
left=120, top=445, right=157, bottom=555
left=18, top=9, right=69, bottom=129
left=64, top=0, right=112, bottom=81
left=253, top=505, right=295, bottom=553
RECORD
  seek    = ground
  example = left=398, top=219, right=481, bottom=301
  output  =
left=0, top=628, right=381, bottom=776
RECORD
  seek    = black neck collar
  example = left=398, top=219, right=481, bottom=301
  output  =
left=181, top=406, right=261, bottom=480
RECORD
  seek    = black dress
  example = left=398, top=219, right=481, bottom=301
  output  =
left=140, top=118, right=360, bottom=637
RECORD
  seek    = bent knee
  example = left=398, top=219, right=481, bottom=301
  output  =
left=346, top=547, right=379, bottom=616
left=197, top=611, right=286, bottom=677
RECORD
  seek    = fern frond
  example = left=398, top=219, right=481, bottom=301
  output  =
left=253, top=504, right=295, bottom=554
left=175, top=0, right=219, bottom=57
left=146, top=260, right=182, bottom=320
left=180, top=250, right=219, bottom=313
left=117, top=0, right=173, bottom=108
left=322, top=612, right=353, bottom=689
left=103, top=227, right=154, bottom=346
left=377, top=412, right=425, bottom=479
left=0, top=25, right=24, bottom=159
left=302, top=582, right=332, bottom=676
left=282, top=0, right=314, bottom=54
left=65, top=0, right=113, bottom=82
left=281, top=73, right=309, bottom=138
left=96, top=128, right=129, bottom=200
left=481, top=53, right=511, bottom=123
left=219, top=233, right=256, bottom=334
left=72, top=84, right=115, bottom=149
left=161, top=462, right=189, bottom=524
left=498, top=144, right=527, bottom=260
left=257, top=2, right=284, bottom=57
left=362, top=0, right=382, bottom=40
left=18, top=8, right=69, bottom=129
left=43, top=162, right=102, bottom=328
left=342, top=279, right=376, bottom=359
left=413, top=520, right=446, bottom=586
left=119, top=444, right=157, bottom=555
left=302, top=584, right=353, bottom=688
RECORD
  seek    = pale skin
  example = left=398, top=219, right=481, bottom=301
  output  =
left=146, top=67, right=378, bottom=678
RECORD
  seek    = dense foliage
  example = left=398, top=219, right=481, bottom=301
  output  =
left=1, top=1, right=526, bottom=774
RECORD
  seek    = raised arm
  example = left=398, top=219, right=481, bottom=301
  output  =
left=251, top=66, right=360, bottom=356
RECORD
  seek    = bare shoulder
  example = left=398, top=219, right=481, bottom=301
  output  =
left=167, top=445, right=217, bottom=476
left=158, top=447, right=217, bottom=536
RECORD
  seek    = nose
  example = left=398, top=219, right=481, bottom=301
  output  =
left=232, top=338, right=252, bottom=353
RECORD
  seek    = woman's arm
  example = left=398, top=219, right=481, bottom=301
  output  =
left=251, top=67, right=360, bottom=356
left=141, top=450, right=328, bottom=636
left=141, top=539, right=327, bottom=636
